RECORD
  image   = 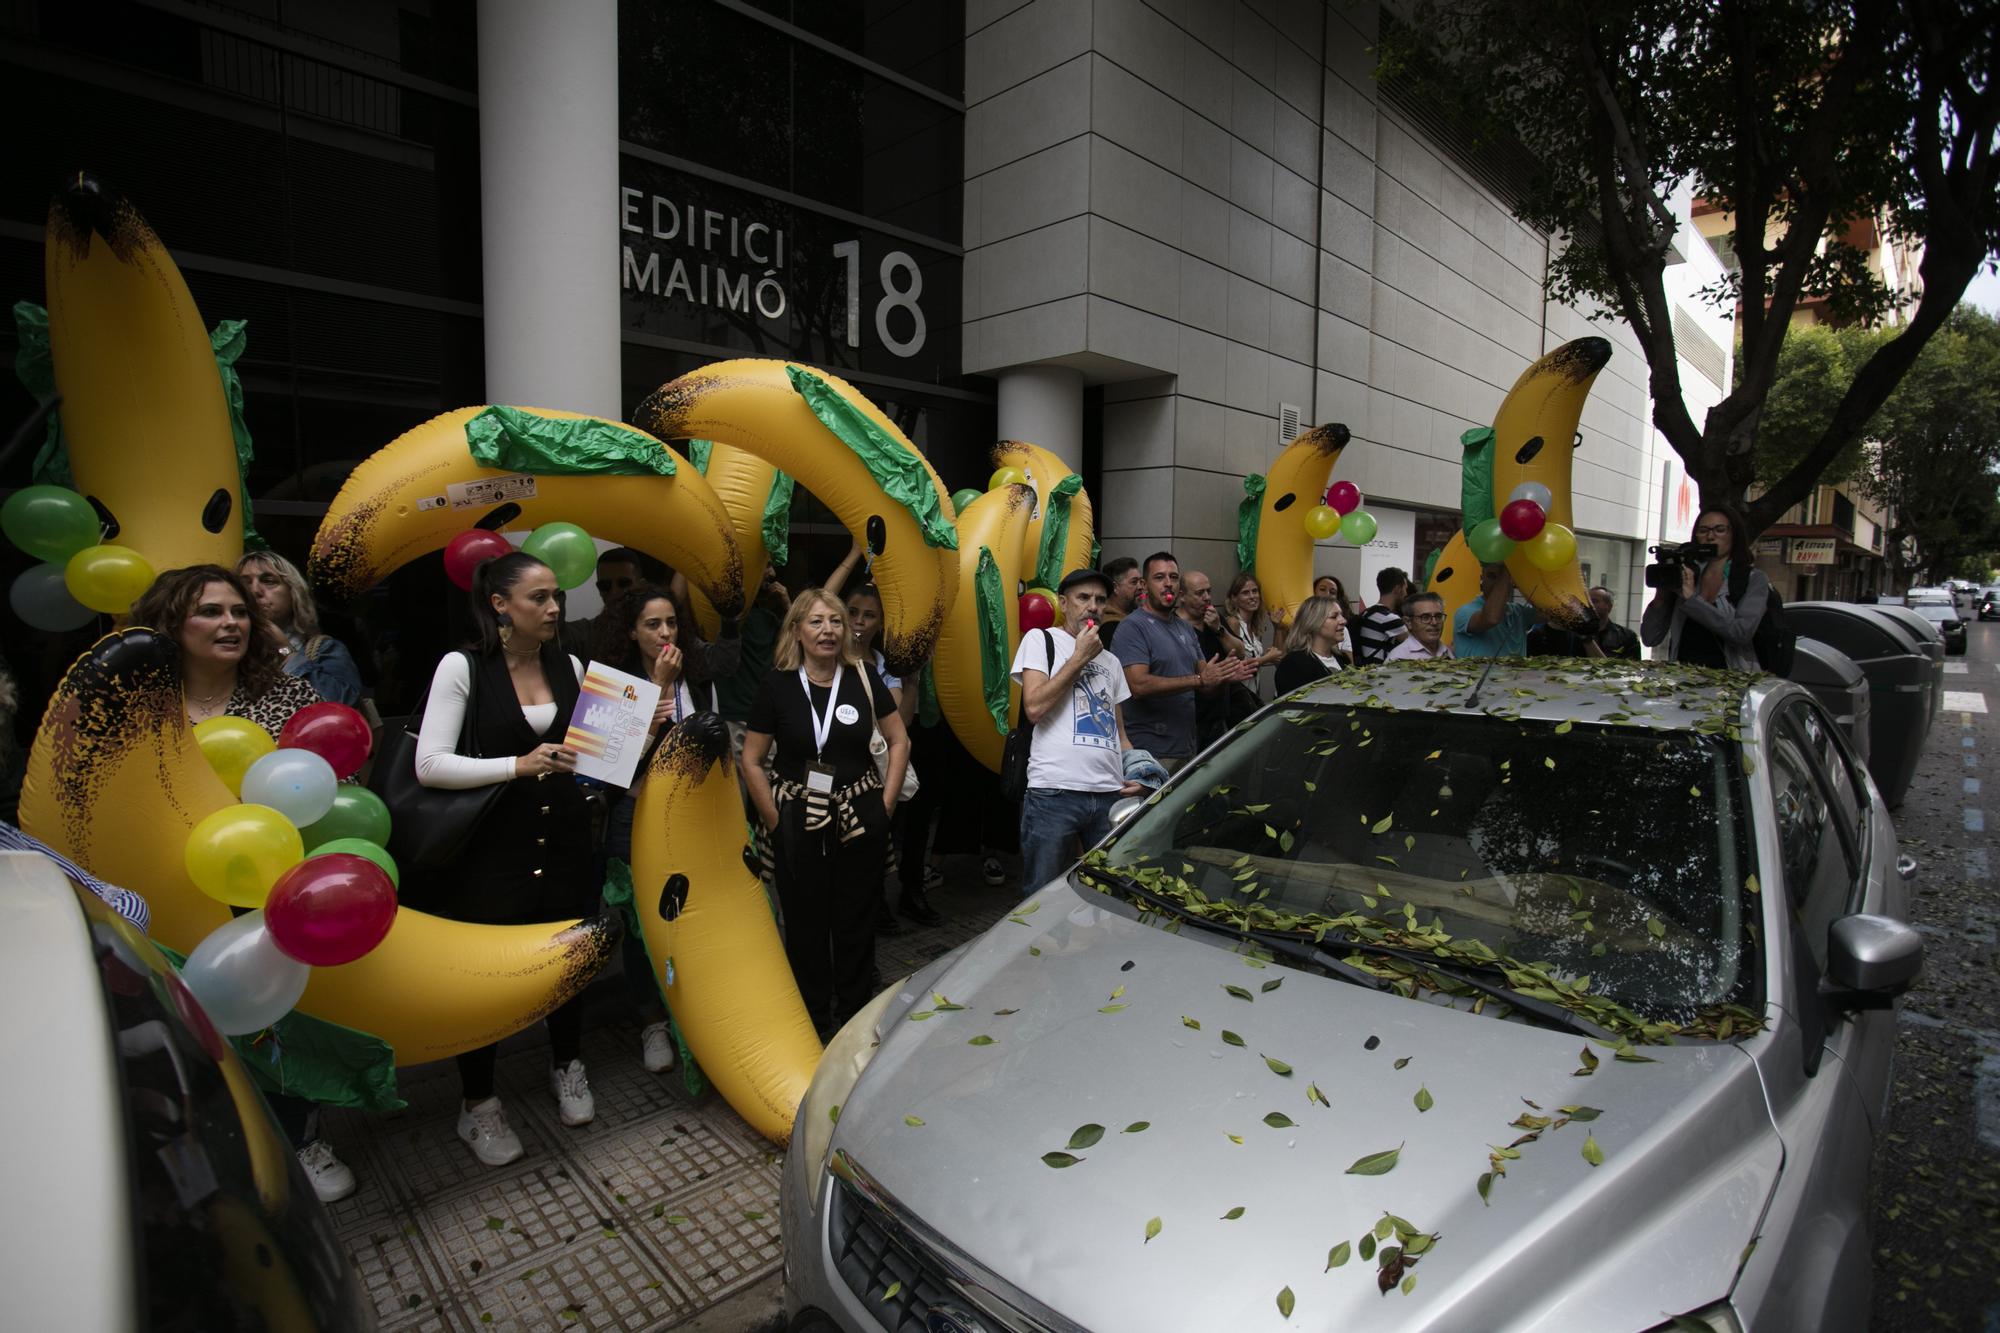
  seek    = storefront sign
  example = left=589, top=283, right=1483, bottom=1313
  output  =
left=1354, top=508, right=1417, bottom=598
left=1789, top=538, right=1836, bottom=565
left=1755, top=538, right=1783, bottom=558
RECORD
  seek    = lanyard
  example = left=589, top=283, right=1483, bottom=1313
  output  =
left=674, top=678, right=694, bottom=720
left=799, top=663, right=844, bottom=758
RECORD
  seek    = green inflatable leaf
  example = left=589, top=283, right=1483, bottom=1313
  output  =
left=465, top=405, right=676, bottom=476
left=1459, top=426, right=1496, bottom=535
left=1237, top=473, right=1267, bottom=572
left=784, top=364, right=957, bottom=549
left=763, top=469, right=796, bottom=565
left=974, top=545, right=1011, bottom=735
left=1033, top=473, right=1084, bottom=592
left=686, top=439, right=714, bottom=473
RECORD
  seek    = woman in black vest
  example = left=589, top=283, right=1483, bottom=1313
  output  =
left=415, top=551, right=593, bottom=1167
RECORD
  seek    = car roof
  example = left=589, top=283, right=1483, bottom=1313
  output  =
left=1286, top=659, right=1770, bottom=734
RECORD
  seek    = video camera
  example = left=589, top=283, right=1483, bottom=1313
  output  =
left=1643, top=541, right=1717, bottom=591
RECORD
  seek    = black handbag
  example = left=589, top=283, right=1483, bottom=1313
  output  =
left=999, top=630, right=1053, bottom=802
left=366, top=651, right=507, bottom=869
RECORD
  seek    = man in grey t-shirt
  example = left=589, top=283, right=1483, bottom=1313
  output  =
left=1118, top=552, right=1253, bottom=766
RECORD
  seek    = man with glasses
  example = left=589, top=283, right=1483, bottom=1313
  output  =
left=1388, top=592, right=1454, bottom=660
left=560, top=547, right=648, bottom=656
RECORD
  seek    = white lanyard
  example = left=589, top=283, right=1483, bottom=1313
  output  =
left=799, top=664, right=843, bottom=758
left=674, top=678, right=694, bottom=720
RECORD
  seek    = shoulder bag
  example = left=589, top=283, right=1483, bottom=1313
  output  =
left=366, top=651, right=508, bottom=869
left=998, top=630, right=1054, bottom=802
left=866, top=666, right=921, bottom=802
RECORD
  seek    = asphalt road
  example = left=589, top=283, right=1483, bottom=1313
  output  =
left=1870, top=614, right=2000, bottom=1330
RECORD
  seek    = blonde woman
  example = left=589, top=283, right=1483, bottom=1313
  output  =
left=1273, top=595, right=1349, bottom=693
left=235, top=550, right=363, bottom=705
left=741, top=590, right=910, bottom=1034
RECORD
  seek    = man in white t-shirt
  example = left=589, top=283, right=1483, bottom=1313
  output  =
left=1011, top=568, right=1144, bottom=894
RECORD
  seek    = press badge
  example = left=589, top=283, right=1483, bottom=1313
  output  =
left=805, top=761, right=836, bottom=793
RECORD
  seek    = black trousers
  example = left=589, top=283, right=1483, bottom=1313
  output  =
left=455, top=1000, right=585, bottom=1102
left=773, top=794, right=888, bottom=1028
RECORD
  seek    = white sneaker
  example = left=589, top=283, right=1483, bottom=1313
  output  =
left=550, top=1059, right=596, bottom=1126
left=982, top=856, right=1005, bottom=886
left=640, top=1023, right=677, bottom=1074
left=456, top=1096, right=524, bottom=1167
left=297, top=1139, right=356, bottom=1203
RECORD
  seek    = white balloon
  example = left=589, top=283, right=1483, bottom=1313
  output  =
left=1507, top=481, right=1554, bottom=512
left=179, top=911, right=310, bottom=1036
left=240, top=748, right=339, bottom=828
left=9, top=562, right=96, bottom=631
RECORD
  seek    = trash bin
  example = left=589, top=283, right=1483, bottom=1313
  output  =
left=1786, top=636, right=1871, bottom=765
left=1866, top=604, right=1946, bottom=724
left=1781, top=602, right=1931, bottom=807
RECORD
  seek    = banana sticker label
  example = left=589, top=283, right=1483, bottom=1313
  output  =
left=417, top=474, right=540, bottom=512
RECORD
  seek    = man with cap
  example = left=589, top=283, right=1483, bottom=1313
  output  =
left=1011, top=568, right=1146, bottom=895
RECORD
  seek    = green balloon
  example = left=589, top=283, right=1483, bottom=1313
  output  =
left=1339, top=509, right=1379, bottom=545
left=522, top=521, right=597, bottom=590
left=311, top=837, right=400, bottom=888
left=951, top=487, right=981, bottom=511
left=1467, top=517, right=1517, bottom=564
left=300, top=785, right=392, bottom=850
left=1, top=485, right=99, bottom=563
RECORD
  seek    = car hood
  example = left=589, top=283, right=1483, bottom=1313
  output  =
left=832, top=883, right=1780, bottom=1332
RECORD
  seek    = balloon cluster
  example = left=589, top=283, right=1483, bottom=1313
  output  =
left=180, top=702, right=397, bottom=1034
left=2, top=484, right=156, bottom=629
left=1467, top=483, right=1578, bottom=571
left=442, top=521, right=600, bottom=592
left=1304, top=480, right=1379, bottom=546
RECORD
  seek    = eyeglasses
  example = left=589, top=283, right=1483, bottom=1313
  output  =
left=1693, top=524, right=1731, bottom=538
left=1410, top=613, right=1446, bottom=624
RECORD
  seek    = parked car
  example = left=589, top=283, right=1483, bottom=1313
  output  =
left=0, top=852, right=371, bottom=1332
left=1909, top=601, right=1968, bottom=655
left=1904, top=586, right=1952, bottom=606
left=782, top=662, right=1920, bottom=1333
left=1978, top=587, right=2000, bottom=621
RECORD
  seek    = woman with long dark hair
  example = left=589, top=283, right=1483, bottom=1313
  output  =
left=414, top=551, right=594, bottom=1166
left=1640, top=508, right=1770, bottom=670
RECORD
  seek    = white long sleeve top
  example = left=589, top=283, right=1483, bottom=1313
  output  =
left=415, top=651, right=582, bottom=789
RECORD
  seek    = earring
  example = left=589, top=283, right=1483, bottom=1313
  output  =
left=497, top=611, right=513, bottom=647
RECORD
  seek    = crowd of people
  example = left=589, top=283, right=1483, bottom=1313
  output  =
left=0, top=505, right=1760, bottom=1207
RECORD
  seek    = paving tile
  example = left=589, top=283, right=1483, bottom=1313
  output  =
left=371, top=1103, right=561, bottom=1208
left=345, top=1220, right=453, bottom=1328
left=633, top=1165, right=784, bottom=1304
left=413, top=1160, right=616, bottom=1280
left=570, top=1108, right=758, bottom=1211
left=461, top=1233, right=693, bottom=1332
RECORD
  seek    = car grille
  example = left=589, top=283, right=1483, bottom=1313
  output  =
left=829, top=1176, right=961, bottom=1332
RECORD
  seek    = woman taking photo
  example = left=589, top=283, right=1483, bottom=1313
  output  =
left=131, top=566, right=349, bottom=1200
left=591, top=583, right=716, bottom=1074
left=235, top=550, right=364, bottom=705
left=1640, top=509, right=1770, bottom=671
left=741, top=589, right=909, bottom=1036
left=1273, top=595, right=1349, bottom=693
left=414, top=551, right=595, bottom=1167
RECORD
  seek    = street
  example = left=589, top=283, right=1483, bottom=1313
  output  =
left=1871, top=616, right=2000, bottom=1329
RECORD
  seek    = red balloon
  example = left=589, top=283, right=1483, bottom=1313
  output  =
left=263, top=853, right=398, bottom=967
left=1019, top=592, right=1056, bottom=631
left=1498, top=498, right=1548, bottom=542
left=1327, top=480, right=1362, bottom=516
left=279, top=702, right=374, bottom=779
left=444, top=529, right=515, bottom=590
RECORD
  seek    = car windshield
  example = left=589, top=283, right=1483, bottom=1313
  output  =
left=1088, top=702, right=1755, bottom=1031
left=1915, top=605, right=1958, bottom=624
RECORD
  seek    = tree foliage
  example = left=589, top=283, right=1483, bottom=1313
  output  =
left=1381, top=0, right=2000, bottom=536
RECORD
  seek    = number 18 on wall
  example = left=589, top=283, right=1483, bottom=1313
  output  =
left=833, top=240, right=926, bottom=358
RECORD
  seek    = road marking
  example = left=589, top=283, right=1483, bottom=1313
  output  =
left=1966, top=809, right=1986, bottom=833
left=1968, top=846, right=1992, bottom=881
left=1946, top=661, right=1970, bottom=674
left=1945, top=690, right=1988, bottom=713
left=1967, top=777, right=1982, bottom=795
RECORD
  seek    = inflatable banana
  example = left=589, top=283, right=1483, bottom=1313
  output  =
left=630, top=714, right=820, bottom=1145
left=1430, top=338, right=1611, bottom=643
left=634, top=361, right=959, bottom=675
left=685, top=440, right=782, bottom=639
left=45, top=174, right=243, bottom=571
left=18, top=629, right=620, bottom=1065
left=309, top=406, right=745, bottom=617
left=934, top=484, right=1035, bottom=773
left=1252, top=423, right=1353, bottom=627
left=992, top=440, right=1095, bottom=588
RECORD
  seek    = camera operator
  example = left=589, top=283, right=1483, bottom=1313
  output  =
left=1640, top=510, right=1769, bottom=670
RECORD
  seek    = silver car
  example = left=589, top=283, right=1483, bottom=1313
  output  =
left=782, top=662, right=1921, bottom=1332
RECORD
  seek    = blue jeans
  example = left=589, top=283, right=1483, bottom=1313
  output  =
left=1019, top=788, right=1120, bottom=895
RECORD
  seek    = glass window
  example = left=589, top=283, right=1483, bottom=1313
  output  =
left=1095, top=703, right=1755, bottom=1022
left=1767, top=724, right=1858, bottom=970
left=1781, top=699, right=1867, bottom=854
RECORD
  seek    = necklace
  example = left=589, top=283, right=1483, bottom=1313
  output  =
left=804, top=664, right=837, bottom=685
left=503, top=643, right=540, bottom=662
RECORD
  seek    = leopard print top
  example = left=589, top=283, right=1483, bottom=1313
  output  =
left=223, top=672, right=323, bottom=739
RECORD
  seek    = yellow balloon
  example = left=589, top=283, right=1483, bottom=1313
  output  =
left=185, top=804, right=304, bottom=909
left=64, top=543, right=156, bottom=613
left=987, top=466, right=1027, bottom=491
left=1303, top=505, right=1341, bottom=540
left=192, top=717, right=276, bottom=797
left=1523, top=522, right=1578, bottom=572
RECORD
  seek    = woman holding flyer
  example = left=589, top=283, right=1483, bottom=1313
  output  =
left=414, top=550, right=594, bottom=1167
left=592, top=583, right=718, bottom=1073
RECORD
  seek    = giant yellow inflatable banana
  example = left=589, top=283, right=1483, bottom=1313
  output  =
left=631, top=714, right=820, bottom=1146
left=684, top=440, right=782, bottom=639
left=18, top=629, right=620, bottom=1065
left=309, top=407, right=745, bottom=616
left=1430, top=338, right=1610, bottom=644
left=1252, top=423, right=1352, bottom=627
left=992, top=440, right=1094, bottom=588
left=634, top=361, right=959, bottom=675
left=934, top=485, right=1035, bottom=773
left=45, top=174, right=243, bottom=571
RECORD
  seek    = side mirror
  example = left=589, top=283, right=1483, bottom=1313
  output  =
left=1108, top=796, right=1146, bottom=827
left=1820, top=913, right=1923, bottom=1010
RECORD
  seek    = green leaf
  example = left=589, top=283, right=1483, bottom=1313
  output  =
left=1582, top=1132, right=1605, bottom=1167
left=1373, top=1216, right=1395, bottom=1240
left=1307, top=1081, right=1330, bottom=1107
left=907, top=1010, right=936, bottom=1021
left=1393, top=1056, right=1411, bottom=1069
left=1477, top=1172, right=1494, bottom=1205
left=1145, top=1215, right=1162, bottom=1244
left=651, top=1204, right=664, bottom=1218
left=1277, top=1286, right=1295, bottom=1319
left=1264, top=1054, right=1293, bottom=1076
left=1345, top=1145, right=1402, bottom=1175
left=935, top=1002, right=967, bottom=1012
left=665, top=1215, right=689, bottom=1225
left=1223, top=984, right=1254, bottom=1001
left=904, top=1114, right=925, bottom=1127
left=1109, top=984, right=1126, bottom=1000
left=1041, top=1151, right=1083, bottom=1168
left=968, top=1034, right=997, bottom=1046
left=1221, top=1030, right=1246, bottom=1047
left=1029, top=946, right=1041, bottom=956
left=1263, top=1111, right=1296, bottom=1128
left=1014, top=901, right=1040, bottom=916
left=1227, top=1133, right=1244, bottom=1144
left=1574, top=1045, right=1600, bottom=1076
left=1327, top=1241, right=1352, bottom=1270
left=1401, top=1273, right=1417, bottom=1295
left=1414, top=1084, right=1434, bottom=1112
left=1181, top=1015, right=1201, bottom=1029
left=1554, top=720, right=1574, bottom=733
left=1359, top=1233, right=1377, bottom=1261
left=1261, top=978, right=1282, bottom=992
left=993, top=1007, right=1019, bottom=1015
left=484, top=1217, right=506, bottom=1231
left=1558, top=1104, right=1602, bottom=1122
left=1068, top=1124, right=1106, bottom=1150
left=828, top=1104, right=841, bottom=1125
left=1098, top=1003, right=1129, bottom=1013
left=1123, top=1121, right=1151, bottom=1133
left=1646, top=916, right=1668, bottom=939
left=881, top=1281, right=901, bottom=1301
left=1745, top=874, right=1761, bottom=895
left=1371, top=814, right=1395, bottom=833
left=742, top=1210, right=765, bottom=1221
left=1221, top=1206, right=1246, bottom=1220
left=1279, top=829, right=1295, bottom=852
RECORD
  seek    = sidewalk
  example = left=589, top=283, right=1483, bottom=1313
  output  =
left=320, top=861, right=1021, bottom=1332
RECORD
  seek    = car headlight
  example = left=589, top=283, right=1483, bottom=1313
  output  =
left=1644, top=1304, right=1742, bottom=1333
left=796, top=981, right=902, bottom=1206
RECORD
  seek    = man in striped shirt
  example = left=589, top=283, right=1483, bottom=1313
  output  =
left=1, top=820, right=151, bottom=932
left=1353, top=567, right=1412, bottom=663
